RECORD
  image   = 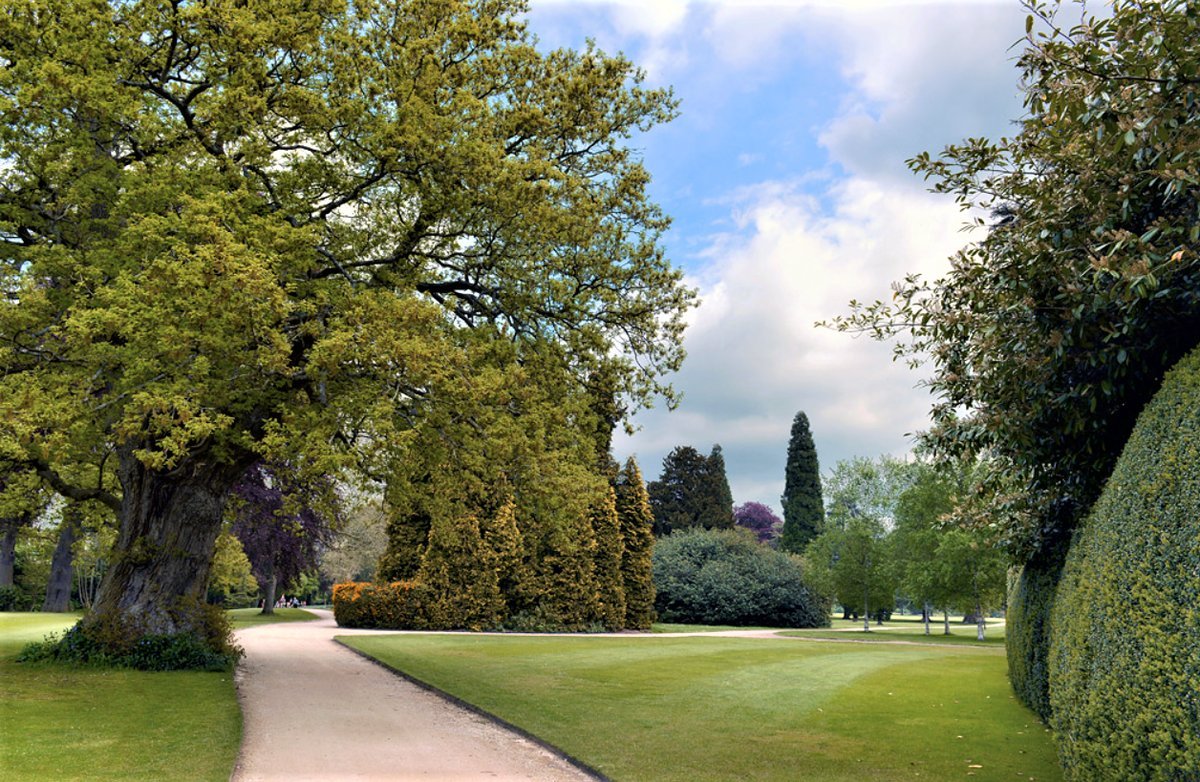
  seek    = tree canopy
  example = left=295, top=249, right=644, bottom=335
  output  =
left=0, top=0, right=693, bottom=653
left=647, top=444, right=735, bottom=535
left=824, top=0, right=1200, bottom=558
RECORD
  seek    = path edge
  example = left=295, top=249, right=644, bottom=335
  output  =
left=333, top=637, right=611, bottom=782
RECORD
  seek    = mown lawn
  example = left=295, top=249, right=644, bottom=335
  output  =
left=341, top=633, right=1060, bottom=781
left=0, top=608, right=313, bottom=782
left=783, top=616, right=1007, bottom=646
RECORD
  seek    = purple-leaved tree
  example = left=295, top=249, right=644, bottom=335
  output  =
left=734, top=502, right=783, bottom=546
left=229, top=463, right=338, bottom=614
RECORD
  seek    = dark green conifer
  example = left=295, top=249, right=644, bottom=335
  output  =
left=780, top=411, right=823, bottom=552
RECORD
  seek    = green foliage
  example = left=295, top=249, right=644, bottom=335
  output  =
left=780, top=411, right=824, bottom=552
left=1048, top=346, right=1200, bottom=781
left=418, top=513, right=504, bottom=632
left=590, top=486, right=626, bottom=631
left=0, top=0, right=693, bottom=650
left=206, top=531, right=258, bottom=608
left=1006, top=548, right=1066, bottom=722
left=17, top=603, right=241, bottom=671
left=824, top=0, right=1200, bottom=558
left=806, top=517, right=896, bottom=624
left=331, top=581, right=429, bottom=630
left=653, top=528, right=828, bottom=628
left=647, top=445, right=735, bottom=535
left=615, top=457, right=656, bottom=630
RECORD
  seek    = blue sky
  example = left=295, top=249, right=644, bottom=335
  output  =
left=524, top=0, right=1030, bottom=512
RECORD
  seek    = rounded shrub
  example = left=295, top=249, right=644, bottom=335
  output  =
left=1005, top=543, right=1067, bottom=723
left=1048, top=346, right=1200, bottom=781
left=652, top=528, right=829, bottom=628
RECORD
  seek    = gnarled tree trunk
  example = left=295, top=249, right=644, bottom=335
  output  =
left=83, top=446, right=250, bottom=640
left=42, top=506, right=82, bottom=612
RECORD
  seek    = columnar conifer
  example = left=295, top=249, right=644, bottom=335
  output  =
left=418, top=513, right=503, bottom=631
left=590, top=486, right=626, bottom=630
left=615, top=457, right=656, bottom=629
left=780, top=412, right=823, bottom=552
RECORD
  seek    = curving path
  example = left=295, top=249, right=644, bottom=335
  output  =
left=231, top=610, right=594, bottom=782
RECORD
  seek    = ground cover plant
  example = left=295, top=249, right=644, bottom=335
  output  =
left=341, top=633, right=1060, bottom=781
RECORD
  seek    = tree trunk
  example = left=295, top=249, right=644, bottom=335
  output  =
left=976, top=593, right=986, bottom=641
left=260, top=572, right=277, bottom=616
left=84, top=446, right=249, bottom=640
left=0, top=518, right=19, bottom=587
left=943, top=609, right=951, bottom=635
left=923, top=601, right=931, bottom=636
left=862, top=583, right=870, bottom=632
left=42, top=508, right=82, bottom=612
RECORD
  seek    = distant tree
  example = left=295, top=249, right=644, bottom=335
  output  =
left=647, top=445, right=734, bottom=535
left=891, top=463, right=956, bottom=634
left=229, top=463, right=337, bottom=614
left=823, top=456, right=917, bottom=531
left=206, top=532, right=258, bottom=608
left=615, top=457, right=656, bottom=629
left=780, top=412, right=823, bottom=552
left=734, top=502, right=783, bottom=545
left=321, top=498, right=389, bottom=584
left=807, top=516, right=896, bottom=631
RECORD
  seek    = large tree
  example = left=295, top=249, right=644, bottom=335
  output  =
left=647, top=444, right=735, bottom=535
left=0, top=0, right=692, bottom=655
left=614, top=457, right=655, bottom=630
left=825, top=0, right=1200, bottom=558
left=779, top=411, right=822, bottom=552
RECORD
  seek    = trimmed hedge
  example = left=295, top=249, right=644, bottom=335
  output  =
left=332, top=581, right=429, bottom=629
left=652, top=528, right=829, bottom=628
left=1048, top=346, right=1200, bottom=781
left=1005, top=544, right=1067, bottom=723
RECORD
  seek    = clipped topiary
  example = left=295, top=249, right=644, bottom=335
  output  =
left=1048, top=346, right=1200, bottom=781
left=1005, top=543, right=1068, bottom=723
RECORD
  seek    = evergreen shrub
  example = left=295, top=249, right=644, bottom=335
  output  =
left=1005, top=544, right=1067, bottom=723
left=331, top=581, right=429, bottom=629
left=652, top=528, right=829, bottom=628
left=1048, top=346, right=1200, bottom=781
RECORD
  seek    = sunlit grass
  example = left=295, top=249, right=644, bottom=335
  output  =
left=341, top=632, right=1059, bottom=781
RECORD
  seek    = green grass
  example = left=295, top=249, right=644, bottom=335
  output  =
left=0, top=612, right=239, bottom=781
left=228, top=606, right=319, bottom=628
left=341, top=633, right=1060, bottom=781
left=782, top=618, right=1007, bottom=646
left=0, top=607, right=313, bottom=781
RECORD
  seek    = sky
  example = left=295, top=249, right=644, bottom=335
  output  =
left=522, top=0, right=1031, bottom=513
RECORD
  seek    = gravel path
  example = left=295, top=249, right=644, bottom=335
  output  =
left=231, top=610, right=595, bottom=782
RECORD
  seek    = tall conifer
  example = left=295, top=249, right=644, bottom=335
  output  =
left=780, top=411, right=824, bottom=552
left=615, top=457, right=656, bottom=629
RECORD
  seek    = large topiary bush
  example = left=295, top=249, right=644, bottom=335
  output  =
left=652, top=528, right=828, bottom=628
left=1005, top=543, right=1067, bottom=723
left=1048, top=346, right=1200, bottom=781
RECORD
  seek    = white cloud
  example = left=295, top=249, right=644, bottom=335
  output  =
left=615, top=176, right=971, bottom=509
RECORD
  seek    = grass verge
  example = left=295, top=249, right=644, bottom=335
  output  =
left=0, top=607, right=313, bottom=781
left=341, top=633, right=1060, bottom=781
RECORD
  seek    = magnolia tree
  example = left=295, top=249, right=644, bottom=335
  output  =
left=0, top=0, right=692, bottom=657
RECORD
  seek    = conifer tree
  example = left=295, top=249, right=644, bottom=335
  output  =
left=615, top=457, right=656, bottom=629
left=590, top=485, right=627, bottom=630
left=480, top=497, right=526, bottom=616
left=535, top=511, right=601, bottom=629
left=418, top=513, right=503, bottom=631
left=780, top=412, right=824, bottom=553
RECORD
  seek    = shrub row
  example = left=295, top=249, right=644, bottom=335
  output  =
left=1046, top=345, right=1200, bottom=781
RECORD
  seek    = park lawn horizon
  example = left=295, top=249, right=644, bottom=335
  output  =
left=0, top=608, right=314, bottom=781
left=341, top=633, right=1061, bottom=781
